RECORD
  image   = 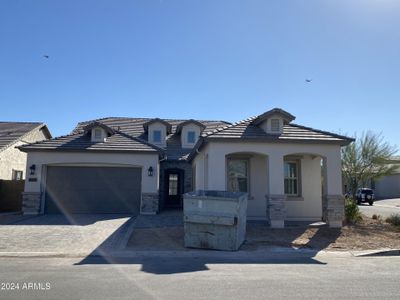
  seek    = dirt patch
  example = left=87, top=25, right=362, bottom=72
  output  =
left=127, top=227, right=186, bottom=251
left=244, top=217, right=400, bottom=251
left=126, top=216, right=400, bottom=251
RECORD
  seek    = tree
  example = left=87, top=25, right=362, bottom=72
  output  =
left=342, top=131, right=398, bottom=197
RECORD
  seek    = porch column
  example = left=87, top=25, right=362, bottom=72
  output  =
left=267, top=153, right=286, bottom=228
left=206, top=150, right=226, bottom=191
left=323, top=151, right=345, bottom=228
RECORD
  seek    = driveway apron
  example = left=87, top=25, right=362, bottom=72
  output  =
left=0, top=214, right=134, bottom=255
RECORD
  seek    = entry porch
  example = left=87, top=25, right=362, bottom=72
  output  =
left=192, top=142, right=344, bottom=228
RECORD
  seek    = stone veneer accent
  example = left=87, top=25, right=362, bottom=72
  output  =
left=266, top=194, right=287, bottom=228
left=324, top=195, right=344, bottom=228
left=22, top=192, right=41, bottom=215
left=140, top=192, right=159, bottom=214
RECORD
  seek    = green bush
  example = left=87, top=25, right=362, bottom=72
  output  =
left=386, top=213, right=400, bottom=227
left=345, top=198, right=362, bottom=224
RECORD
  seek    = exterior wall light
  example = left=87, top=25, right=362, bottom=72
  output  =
left=29, top=164, right=36, bottom=175
left=148, top=166, right=154, bottom=177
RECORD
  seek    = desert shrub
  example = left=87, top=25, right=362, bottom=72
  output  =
left=372, top=214, right=383, bottom=221
left=345, top=198, right=362, bottom=224
left=386, top=213, right=400, bottom=227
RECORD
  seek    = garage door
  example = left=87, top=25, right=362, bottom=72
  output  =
left=45, top=166, right=142, bottom=214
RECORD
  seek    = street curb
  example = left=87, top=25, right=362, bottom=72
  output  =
left=351, top=249, right=400, bottom=257
left=2, top=247, right=395, bottom=259
left=0, top=248, right=316, bottom=259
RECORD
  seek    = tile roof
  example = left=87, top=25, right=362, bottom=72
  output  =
left=19, top=132, right=159, bottom=153
left=20, top=111, right=353, bottom=160
left=20, top=117, right=229, bottom=158
left=0, top=122, right=46, bottom=152
left=187, top=114, right=354, bottom=161
left=201, top=116, right=353, bottom=144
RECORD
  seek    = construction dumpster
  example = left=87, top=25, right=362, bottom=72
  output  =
left=183, top=190, right=248, bottom=251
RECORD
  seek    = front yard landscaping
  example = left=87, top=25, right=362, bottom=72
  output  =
left=126, top=214, right=400, bottom=252
left=244, top=216, right=400, bottom=251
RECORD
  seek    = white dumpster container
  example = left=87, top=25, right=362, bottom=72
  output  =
left=183, top=190, right=248, bottom=251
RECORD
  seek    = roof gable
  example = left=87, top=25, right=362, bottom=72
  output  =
left=143, top=118, right=172, bottom=134
left=82, top=121, right=116, bottom=136
left=176, top=119, right=206, bottom=133
left=251, top=108, right=296, bottom=126
left=0, top=122, right=50, bottom=152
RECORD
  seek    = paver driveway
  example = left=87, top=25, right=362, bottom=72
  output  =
left=0, top=214, right=134, bottom=255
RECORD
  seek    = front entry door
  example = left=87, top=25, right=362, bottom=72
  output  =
left=165, top=169, right=183, bottom=208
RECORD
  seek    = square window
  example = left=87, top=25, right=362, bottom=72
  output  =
left=187, top=131, right=196, bottom=143
left=153, top=130, right=162, bottom=143
left=12, top=170, right=23, bottom=180
left=271, top=119, right=280, bottom=132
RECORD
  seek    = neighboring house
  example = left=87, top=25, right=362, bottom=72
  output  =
left=19, top=108, right=353, bottom=227
left=372, top=156, right=400, bottom=199
left=0, top=122, right=51, bottom=180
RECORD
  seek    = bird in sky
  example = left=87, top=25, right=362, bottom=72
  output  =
left=305, top=79, right=312, bottom=83
left=43, top=55, right=49, bottom=59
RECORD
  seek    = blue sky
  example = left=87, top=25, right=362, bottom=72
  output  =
left=0, top=0, right=399, bottom=151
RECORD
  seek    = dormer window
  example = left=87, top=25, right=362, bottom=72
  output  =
left=251, top=108, right=295, bottom=135
left=271, top=119, right=280, bottom=132
left=176, top=120, right=206, bottom=149
left=91, top=127, right=105, bottom=142
left=143, top=118, right=171, bottom=148
left=187, top=131, right=196, bottom=144
left=153, top=130, right=162, bottom=143
left=83, top=121, right=115, bottom=143
left=94, top=128, right=102, bottom=140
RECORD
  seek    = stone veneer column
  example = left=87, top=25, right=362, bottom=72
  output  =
left=140, top=193, right=159, bottom=215
left=324, top=195, right=344, bottom=228
left=322, top=153, right=345, bottom=228
left=267, top=153, right=286, bottom=228
left=22, top=192, right=42, bottom=215
left=266, top=194, right=287, bottom=228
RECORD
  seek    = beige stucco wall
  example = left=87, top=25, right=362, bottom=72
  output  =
left=193, top=141, right=342, bottom=220
left=193, top=151, right=205, bottom=190
left=247, top=154, right=268, bottom=219
left=0, top=127, right=49, bottom=180
left=285, top=156, right=323, bottom=221
left=24, top=151, right=159, bottom=196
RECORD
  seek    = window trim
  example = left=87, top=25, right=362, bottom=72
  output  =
left=153, top=130, right=162, bottom=143
left=284, top=160, right=301, bottom=197
left=271, top=118, right=280, bottom=132
left=187, top=131, right=196, bottom=144
left=226, top=157, right=250, bottom=194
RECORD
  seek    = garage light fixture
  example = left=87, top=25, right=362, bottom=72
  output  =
left=29, top=164, right=36, bottom=175
left=148, top=166, right=154, bottom=177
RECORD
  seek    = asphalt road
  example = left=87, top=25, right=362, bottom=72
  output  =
left=358, top=198, right=400, bottom=219
left=0, top=254, right=399, bottom=299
